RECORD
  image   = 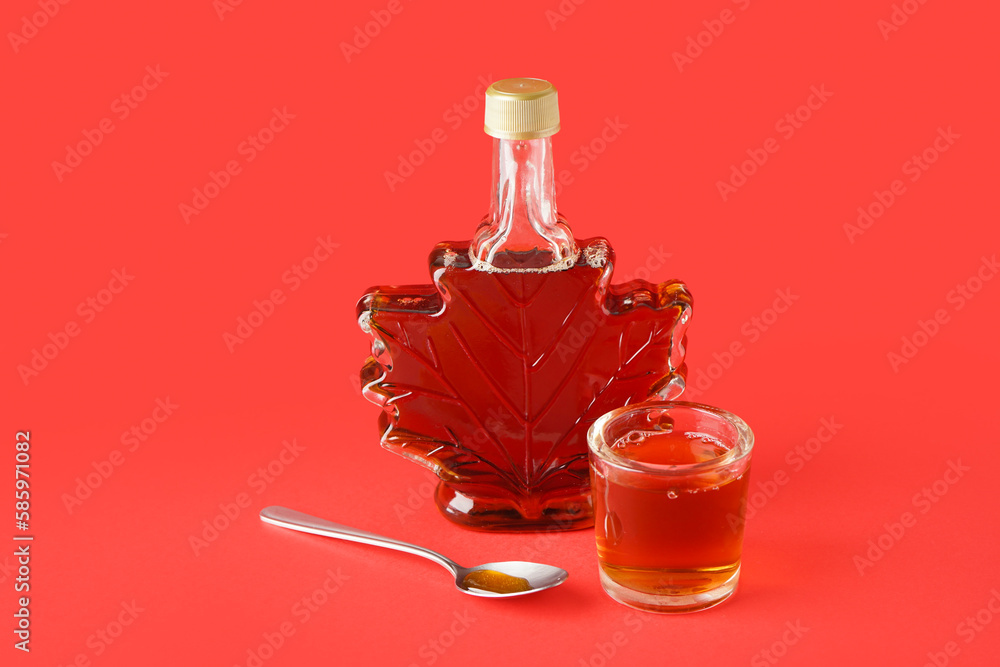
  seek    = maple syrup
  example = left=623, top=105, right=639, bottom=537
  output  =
left=462, top=569, right=532, bottom=594
left=358, top=79, right=692, bottom=531
left=588, top=402, right=753, bottom=612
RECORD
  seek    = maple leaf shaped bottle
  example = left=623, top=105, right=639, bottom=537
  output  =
left=358, top=78, right=692, bottom=531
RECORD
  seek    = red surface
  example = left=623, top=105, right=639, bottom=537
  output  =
left=2, top=1, right=998, bottom=665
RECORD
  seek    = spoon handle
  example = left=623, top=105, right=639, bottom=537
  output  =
left=259, top=506, right=460, bottom=575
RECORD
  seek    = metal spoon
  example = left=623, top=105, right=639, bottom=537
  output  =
left=259, top=506, right=568, bottom=598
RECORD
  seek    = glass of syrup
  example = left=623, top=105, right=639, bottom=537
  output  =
left=587, top=401, right=754, bottom=613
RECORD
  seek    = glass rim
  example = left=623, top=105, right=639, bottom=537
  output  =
left=586, top=401, right=754, bottom=475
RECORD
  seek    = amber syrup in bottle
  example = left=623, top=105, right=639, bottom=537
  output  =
left=358, top=78, right=692, bottom=531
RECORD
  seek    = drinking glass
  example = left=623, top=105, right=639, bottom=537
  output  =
left=587, top=401, right=753, bottom=613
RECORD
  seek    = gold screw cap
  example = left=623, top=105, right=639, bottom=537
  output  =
left=484, top=78, right=560, bottom=140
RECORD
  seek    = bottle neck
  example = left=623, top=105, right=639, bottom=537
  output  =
left=471, top=137, right=577, bottom=272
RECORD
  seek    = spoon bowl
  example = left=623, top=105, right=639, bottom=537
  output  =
left=260, top=506, right=568, bottom=598
left=455, top=561, right=568, bottom=597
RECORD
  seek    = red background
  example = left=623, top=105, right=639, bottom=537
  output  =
left=2, top=0, right=999, bottom=665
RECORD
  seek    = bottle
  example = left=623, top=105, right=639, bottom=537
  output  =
left=357, top=78, right=692, bottom=531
